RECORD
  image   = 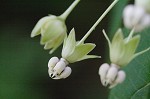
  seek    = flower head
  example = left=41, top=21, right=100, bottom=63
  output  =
left=103, top=28, right=150, bottom=67
left=31, top=0, right=80, bottom=54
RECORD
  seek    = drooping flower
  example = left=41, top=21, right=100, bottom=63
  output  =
left=31, top=0, right=80, bottom=54
left=48, top=29, right=100, bottom=79
left=98, top=28, right=150, bottom=88
left=48, top=57, right=71, bottom=79
left=99, top=63, right=126, bottom=88
left=62, top=28, right=100, bottom=63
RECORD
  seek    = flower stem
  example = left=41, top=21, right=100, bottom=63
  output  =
left=78, top=0, right=118, bottom=45
left=59, top=0, right=80, bottom=21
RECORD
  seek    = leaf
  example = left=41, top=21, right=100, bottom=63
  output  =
left=108, top=28, right=150, bottom=99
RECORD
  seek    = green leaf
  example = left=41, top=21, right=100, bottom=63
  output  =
left=109, top=28, right=150, bottom=99
left=66, top=43, right=96, bottom=63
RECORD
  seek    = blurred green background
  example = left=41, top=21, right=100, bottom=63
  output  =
left=0, top=0, right=116, bottom=98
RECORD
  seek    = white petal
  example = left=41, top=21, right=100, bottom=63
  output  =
left=141, top=14, right=150, bottom=27
left=133, top=14, right=150, bottom=32
left=53, top=60, right=66, bottom=74
left=116, top=70, right=126, bottom=83
left=109, top=70, right=126, bottom=88
left=132, top=6, right=145, bottom=25
left=48, top=57, right=59, bottom=68
left=99, top=63, right=110, bottom=86
left=106, top=64, right=118, bottom=85
left=31, top=16, right=51, bottom=37
left=123, top=5, right=135, bottom=29
left=59, top=67, right=72, bottom=79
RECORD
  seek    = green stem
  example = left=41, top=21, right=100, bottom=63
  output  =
left=59, top=0, right=80, bottom=21
left=78, top=0, right=118, bottom=45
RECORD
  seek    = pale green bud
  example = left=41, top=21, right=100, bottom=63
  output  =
left=103, top=29, right=150, bottom=67
left=135, top=0, right=150, bottom=13
left=61, top=28, right=100, bottom=63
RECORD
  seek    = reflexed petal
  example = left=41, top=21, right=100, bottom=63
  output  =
left=121, top=35, right=140, bottom=66
left=66, top=43, right=96, bottom=63
left=76, top=55, right=100, bottom=62
left=62, top=28, right=76, bottom=58
left=31, top=16, right=56, bottom=37
left=110, top=29, right=125, bottom=64
left=40, top=20, right=66, bottom=44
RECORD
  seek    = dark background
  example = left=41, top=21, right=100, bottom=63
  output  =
left=0, top=0, right=113, bottom=99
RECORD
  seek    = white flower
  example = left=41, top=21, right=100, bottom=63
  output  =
left=99, top=63, right=126, bottom=88
left=123, top=5, right=150, bottom=32
left=99, top=29, right=150, bottom=88
left=48, top=57, right=71, bottom=79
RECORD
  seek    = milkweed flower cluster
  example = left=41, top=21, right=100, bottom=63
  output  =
left=98, top=28, right=150, bottom=88
left=47, top=0, right=118, bottom=79
left=31, top=0, right=150, bottom=89
left=123, top=0, right=150, bottom=32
